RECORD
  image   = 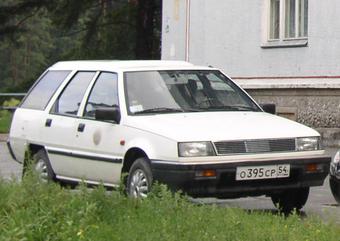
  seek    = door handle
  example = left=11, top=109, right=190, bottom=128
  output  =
left=77, top=123, right=85, bottom=132
left=45, top=119, right=52, bottom=127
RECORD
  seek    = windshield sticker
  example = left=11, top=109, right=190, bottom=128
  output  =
left=130, top=105, right=144, bottom=113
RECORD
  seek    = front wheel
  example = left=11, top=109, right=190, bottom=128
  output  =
left=127, top=158, right=153, bottom=198
left=330, top=177, right=340, bottom=204
left=271, top=187, right=310, bottom=214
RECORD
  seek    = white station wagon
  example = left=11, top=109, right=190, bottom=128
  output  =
left=8, top=60, right=330, bottom=212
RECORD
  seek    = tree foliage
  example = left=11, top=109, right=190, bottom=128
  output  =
left=0, top=0, right=162, bottom=92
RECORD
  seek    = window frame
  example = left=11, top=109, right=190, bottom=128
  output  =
left=82, top=71, right=119, bottom=120
left=20, top=70, right=71, bottom=111
left=50, top=71, right=98, bottom=117
left=263, top=0, right=308, bottom=48
left=123, top=70, right=261, bottom=116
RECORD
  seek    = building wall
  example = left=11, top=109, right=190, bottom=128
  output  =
left=162, top=0, right=187, bottom=61
left=162, top=0, right=340, bottom=146
left=162, top=0, right=340, bottom=78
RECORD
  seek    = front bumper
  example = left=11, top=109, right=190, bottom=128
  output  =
left=151, top=156, right=330, bottom=198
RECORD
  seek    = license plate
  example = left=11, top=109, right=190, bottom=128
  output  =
left=236, top=164, right=290, bottom=181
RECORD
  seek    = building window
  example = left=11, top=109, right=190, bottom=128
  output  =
left=268, top=0, right=308, bottom=41
left=269, top=0, right=280, bottom=39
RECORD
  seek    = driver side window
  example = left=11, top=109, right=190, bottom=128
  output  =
left=84, top=72, right=119, bottom=119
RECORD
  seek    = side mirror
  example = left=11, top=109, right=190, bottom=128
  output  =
left=95, top=107, right=121, bottom=123
left=260, top=103, right=276, bottom=115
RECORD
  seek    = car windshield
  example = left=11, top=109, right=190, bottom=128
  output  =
left=124, top=70, right=261, bottom=114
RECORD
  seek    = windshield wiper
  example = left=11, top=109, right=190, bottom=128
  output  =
left=134, top=107, right=184, bottom=114
left=228, top=105, right=259, bottom=111
left=200, top=105, right=258, bottom=111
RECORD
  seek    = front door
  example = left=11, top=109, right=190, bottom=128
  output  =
left=71, top=72, right=123, bottom=185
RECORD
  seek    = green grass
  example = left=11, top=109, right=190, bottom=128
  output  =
left=0, top=176, right=340, bottom=241
left=0, top=110, right=11, bottom=133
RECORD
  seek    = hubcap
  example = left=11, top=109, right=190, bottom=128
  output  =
left=129, top=169, right=149, bottom=198
left=34, top=159, right=48, bottom=182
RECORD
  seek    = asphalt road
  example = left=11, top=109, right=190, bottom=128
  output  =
left=0, top=141, right=22, bottom=180
left=1, top=141, right=340, bottom=223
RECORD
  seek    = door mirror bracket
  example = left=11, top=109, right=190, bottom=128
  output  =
left=260, top=103, right=276, bottom=115
left=95, top=107, right=121, bottom=123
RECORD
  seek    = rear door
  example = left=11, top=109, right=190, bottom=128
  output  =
left=43, top=71, right=97, bottom=179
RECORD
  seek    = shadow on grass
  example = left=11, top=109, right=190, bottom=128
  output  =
left=190, top=197, right=308, bottom=218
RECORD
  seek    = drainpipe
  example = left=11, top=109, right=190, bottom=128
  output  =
left=185, top=0, right=191, bottom=62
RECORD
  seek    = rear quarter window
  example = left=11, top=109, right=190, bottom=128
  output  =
left=21, top=70, right=71, bottom=110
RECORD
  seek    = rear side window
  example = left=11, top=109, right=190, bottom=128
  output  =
left=52, top=71, right=96, bottom=116
left=21, top=70, right=71, bottom=110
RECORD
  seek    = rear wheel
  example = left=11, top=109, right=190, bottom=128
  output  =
left=271, top=187, right=310, bottom=214
left=127, top=158, right=153, bottom=198
left=330, top=177, right=340, bottom=204
left=23, top=149, right=55, bottom=182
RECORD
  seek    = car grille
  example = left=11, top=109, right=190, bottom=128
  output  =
left=214, top=138, right=296, bottom=155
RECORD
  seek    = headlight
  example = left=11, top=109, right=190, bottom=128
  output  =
left=178, top=142, right=215, bottom=157
left=296, top=137, right=320, bottom=151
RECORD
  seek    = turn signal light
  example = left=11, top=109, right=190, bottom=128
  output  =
left=306, top=163, right=322, bottom=173
left=195, top=170, right=217, bottom=178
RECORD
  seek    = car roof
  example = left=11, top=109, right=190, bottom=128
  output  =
left=48, top=60, right=213, bottom=72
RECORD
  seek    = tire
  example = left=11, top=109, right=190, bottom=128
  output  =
left=330, top=177, right=340, bottom=204
left=271, top=187, right=310, bottom=214
left=126, top=158, right=153, bottom=198
left=23, top=149, right=55, bottom=182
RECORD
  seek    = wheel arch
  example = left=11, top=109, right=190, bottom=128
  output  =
left=25, top=144, right=53, bottom=168
left=122, top=147, right=149, bottom=175
left=23, top=143, right=56, bottom=180
left=27, top=143, right=46, bottom=156
left=23, top=143, right=46, bottom=166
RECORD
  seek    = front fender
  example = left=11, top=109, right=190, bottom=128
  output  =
left=124, top=136, right=178, bottom=161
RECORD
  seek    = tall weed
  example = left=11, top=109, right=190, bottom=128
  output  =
left=0, top=175, right=339, bottom=241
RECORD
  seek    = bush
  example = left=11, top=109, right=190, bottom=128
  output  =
left=0, top=110, right=11, bottom=133
left=0, top=176, right=339, bottom=241
left=2, top=98, right=21, bottom=108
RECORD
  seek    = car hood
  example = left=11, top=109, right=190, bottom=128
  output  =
left=123, top=112, right=319, bottom=142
